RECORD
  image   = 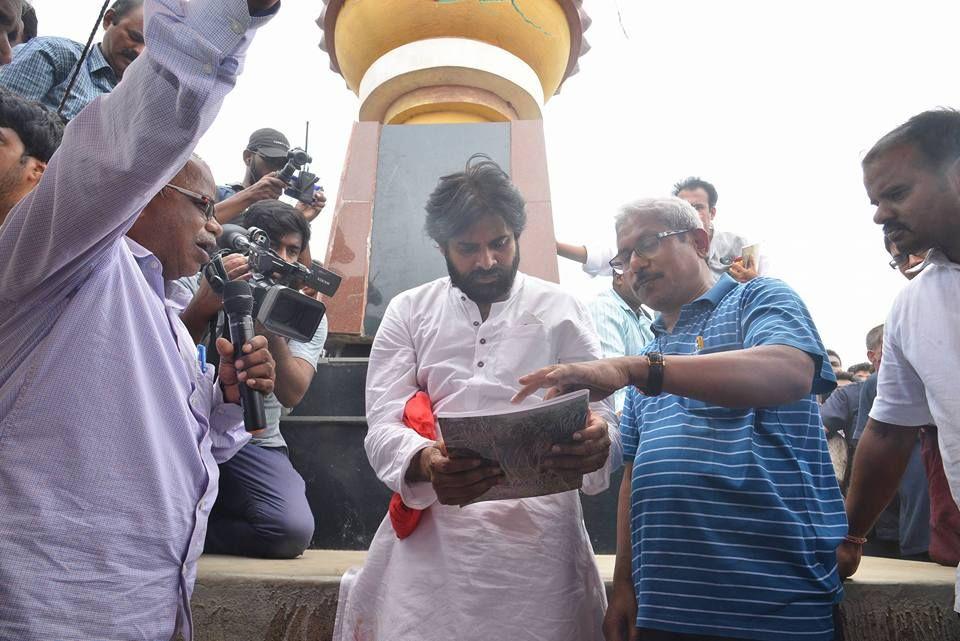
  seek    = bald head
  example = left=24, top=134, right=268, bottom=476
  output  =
left=128, top=154, right=223, bottom=280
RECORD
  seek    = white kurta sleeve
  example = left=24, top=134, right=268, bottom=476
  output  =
left=557, top=299, right=623, bottom=495
left=365, top=297, right=438, bottom=509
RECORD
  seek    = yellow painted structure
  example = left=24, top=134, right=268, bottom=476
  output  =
left=402, top=110, right=492, bottom=125
left=333, top=0, right=572, bottom=101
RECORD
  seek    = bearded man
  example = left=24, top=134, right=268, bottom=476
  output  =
left=333, top=156, right=621, bottom=641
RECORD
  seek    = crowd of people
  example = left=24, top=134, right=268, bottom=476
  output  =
left=0, top=1, right=957, bottom=641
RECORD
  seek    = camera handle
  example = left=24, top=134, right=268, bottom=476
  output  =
left=202, top=251, right=234, bottom=296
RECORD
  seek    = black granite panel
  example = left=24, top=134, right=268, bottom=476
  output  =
left=364, top=123, right=512, bottom=336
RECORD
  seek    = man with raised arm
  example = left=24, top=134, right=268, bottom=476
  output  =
left=0, top=1, right=282, bottom=639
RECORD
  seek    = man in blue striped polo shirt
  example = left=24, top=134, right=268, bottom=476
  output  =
left=516, top=197, right=846, bottom=641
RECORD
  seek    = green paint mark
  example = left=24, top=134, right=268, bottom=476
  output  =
left=434, top=0, right=554, bottom=37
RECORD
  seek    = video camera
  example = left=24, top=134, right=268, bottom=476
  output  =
left=277, top=147, right=321, bottom=205
left=205, top=224, right=342, bottom=343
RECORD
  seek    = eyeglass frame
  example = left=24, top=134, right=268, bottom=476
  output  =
left=608, top=229, right=692, bottom=275
left=887, top=253, right=911, bottom=270
left=164, top=183, right=216, bottom=221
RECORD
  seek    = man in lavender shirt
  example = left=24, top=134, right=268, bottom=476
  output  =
left=0, top=0, right=283, bottom=639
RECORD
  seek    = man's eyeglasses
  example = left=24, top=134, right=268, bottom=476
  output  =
left=165, top=183, right=215, bottom=221
left=888, top=253, right=910, bottom=270
left=608, top=229, right=692, bottom=275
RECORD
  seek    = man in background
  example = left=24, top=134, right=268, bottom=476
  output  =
left=587, top=257, right=653, bottom=413
left=11, top=1, right=34, bottom=48
left=0, top=87, right=63, bottom=225
left=0, top=0, right=23, bottom=65
left=0, top=0, right=143, bottom=119
left=174, top=200, right=326, bottom=559
left=214, top=127, right=326, bottom=225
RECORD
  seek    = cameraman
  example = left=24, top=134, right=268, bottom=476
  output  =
left=173, top=200, right=327, bottom=559
left=214, top=127, right=326, bottom=226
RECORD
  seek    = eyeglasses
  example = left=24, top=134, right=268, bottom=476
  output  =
left=165, top=183, right=215, bottom=221
left=888, top=253, right=910, bottom=270
left=608, top=229, right=692, bottom=275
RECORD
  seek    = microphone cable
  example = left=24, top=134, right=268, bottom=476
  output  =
left=57, top=0, right=111, bottom=119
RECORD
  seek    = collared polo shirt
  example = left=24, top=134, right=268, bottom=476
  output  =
left=0, top=37, right=118, bottom=120
left=620, top=274, right=846, bottom=641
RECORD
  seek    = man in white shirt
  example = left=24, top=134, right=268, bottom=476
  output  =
left=840, top=109, right=960, bottom=614
left=334, top=156, right=621, bottom=641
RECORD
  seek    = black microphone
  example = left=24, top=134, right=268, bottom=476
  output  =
left=222, top=280, right=267, bottom=432
left=218, top=224, right=255, bottom=252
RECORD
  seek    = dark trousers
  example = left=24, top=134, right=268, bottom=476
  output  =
left=204, top=443, right=315, bottom=559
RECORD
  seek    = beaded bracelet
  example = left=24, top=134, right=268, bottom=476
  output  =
left=844, top=534, right=868, bottom=545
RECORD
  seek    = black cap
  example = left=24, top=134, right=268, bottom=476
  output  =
left=246, top=128, right=290, bottom=159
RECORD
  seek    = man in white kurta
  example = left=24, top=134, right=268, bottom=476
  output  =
left=334, top=158, right=621, bottom=641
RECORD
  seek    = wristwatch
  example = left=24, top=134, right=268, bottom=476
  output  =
left=642, top=352, right=665, bottom=396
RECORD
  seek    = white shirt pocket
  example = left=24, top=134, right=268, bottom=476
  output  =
left=492, top=322, right=553, bottom=384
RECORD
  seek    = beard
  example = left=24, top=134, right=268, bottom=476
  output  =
left=446, top=246, right=521, bottom=305
left=0, top=165, right=26, bottom=218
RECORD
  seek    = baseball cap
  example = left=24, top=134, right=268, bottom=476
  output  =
left=247, top=128, right=290, bottom=158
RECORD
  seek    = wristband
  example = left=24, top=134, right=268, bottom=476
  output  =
left=843, top=534, right=867, bottom=546
left=642, top=352, right=665, bottom=396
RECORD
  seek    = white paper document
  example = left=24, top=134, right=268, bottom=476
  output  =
left=436, top=390, right=590, bottom=504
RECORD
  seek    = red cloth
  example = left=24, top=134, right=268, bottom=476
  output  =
left=389, top=391, right=437, bottom=539
left=921, top=427, right=960, bottom=567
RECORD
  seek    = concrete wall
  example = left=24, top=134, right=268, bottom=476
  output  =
left=191, top=552, right=960, bottom=641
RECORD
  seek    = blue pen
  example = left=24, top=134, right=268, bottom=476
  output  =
left=197, top=344, right=207, bottom=373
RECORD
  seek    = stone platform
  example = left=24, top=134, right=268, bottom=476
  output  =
left=192, top=552, right=960, bottom=641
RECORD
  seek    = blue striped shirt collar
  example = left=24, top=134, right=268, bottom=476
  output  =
left=651, top=273, right=739, bottom=335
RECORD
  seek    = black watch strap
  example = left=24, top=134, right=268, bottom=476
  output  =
left=643, top=351, right=665, bottom=396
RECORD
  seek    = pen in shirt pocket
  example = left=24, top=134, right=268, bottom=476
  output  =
left=197, top=344, right=207, bottom=373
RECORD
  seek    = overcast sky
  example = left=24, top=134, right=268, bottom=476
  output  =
left=31, top=0, right=958, bottom=365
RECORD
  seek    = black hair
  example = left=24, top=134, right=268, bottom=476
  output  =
left=241, top=199, right=311, bottom=245
left=825, top=349, right=842, bottom=367
left=109, top=0, right=144, bottom=20
left=0, top=88, right=65, bottom=163
left=424, top=154, right=526, bottom=246
left=848, top=362, right=873, bottom=375
left=864, top=108, right=960, bottom=170
left=672, top=176, right=718, bottom=208
left=20, top=3, right=36, bottom=42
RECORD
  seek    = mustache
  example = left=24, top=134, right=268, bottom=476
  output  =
left=465, top=266, right=508, bottom=281
left=883, top=222, right=909, bottom=236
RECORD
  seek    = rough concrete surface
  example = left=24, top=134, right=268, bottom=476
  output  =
left=191, top=552, right=959, bottom=641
